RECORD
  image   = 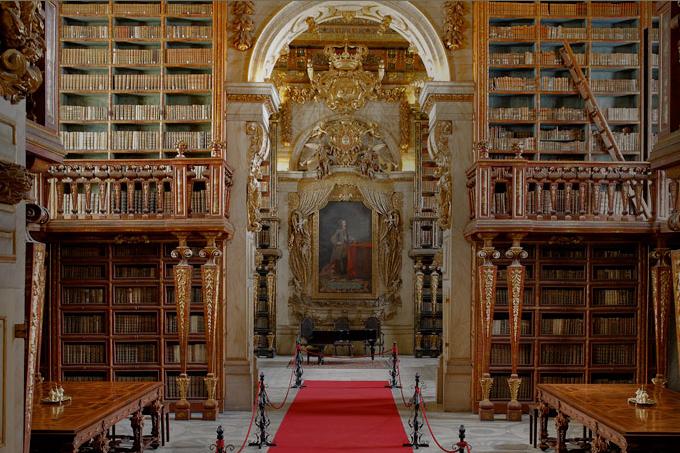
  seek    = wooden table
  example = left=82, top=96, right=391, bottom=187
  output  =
left=31, top=381, right=163, bottom=453
left=536, top=384, right=680, bottom=453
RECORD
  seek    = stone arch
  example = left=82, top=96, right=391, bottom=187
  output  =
left=248, top=1, right=450, bottom=82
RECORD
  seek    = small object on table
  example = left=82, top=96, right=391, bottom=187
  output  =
left=628, top=386, right=656, bottom=407
left=41, top=383, right=71, bottom=404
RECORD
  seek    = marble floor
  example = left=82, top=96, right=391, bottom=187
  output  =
left=127, top=356, right=584, bottom=452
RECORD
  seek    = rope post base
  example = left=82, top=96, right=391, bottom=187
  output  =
left=293, top=342, right=305, bottom=389
left=386, top=342, right=400, bottom=388
left=212, top=426, right=226, bottom=453
left=455, top=425, right=472, bottom=453
left=403, top=373, right=429, bottom=449
left=248, top=372, right=276, bottom=449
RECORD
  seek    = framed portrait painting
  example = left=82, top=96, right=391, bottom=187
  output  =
left=312, top=200, right=378, bottom=299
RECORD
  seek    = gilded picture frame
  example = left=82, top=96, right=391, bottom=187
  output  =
left=312, top=197, right=379, bottom=300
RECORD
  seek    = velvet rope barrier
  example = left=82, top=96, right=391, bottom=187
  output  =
left=418, top=391, right=473, bottom=453
left=268, top=347, right=300, bottom=410
left=396, top=359, right=413, bottom=408
left=222, top=383, right=260, bottom=453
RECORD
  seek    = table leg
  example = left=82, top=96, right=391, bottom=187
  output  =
left=591, top=434, right=610, bottom=453
left=555, top=411, right=569, bottom=453
left=131, top=409, right=144, bottom=453
left=93, top=432, right=109, bottom=453
left=150, top=399, right=162, bottom=448
left=538, top=401, right=550, bottom=451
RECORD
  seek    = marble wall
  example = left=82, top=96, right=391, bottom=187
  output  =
left=0, top=98, right=27, bottom=452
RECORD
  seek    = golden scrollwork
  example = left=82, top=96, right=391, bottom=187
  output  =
left=230, top=1, right=254, bottom=51
left=306, top=41, right=385, bottom=113
left=430, top=121, right=453, bottom=230
left=399, top=99, right=410, bottom=153
left=171, top=235, right=193, bottom=384
left=415, top=260, right=424, bottom=316
left=298, top=118, right=397, bottom=179
left=442, top=2, right=468, bottom=52
left=507, top=375, right=522, bottom=403
left=0, top=159, right=32, bottom=205
left=421, top=94, right=473, bottom=114
left=246, top=122, right=269, bottom=232
left=479, top=376, right=493, bottom=403
left=200, top=236, right=222, bottom=373
left=0, top=0, right=45, bottom=103
left=280, top=100, right=292, bottom=148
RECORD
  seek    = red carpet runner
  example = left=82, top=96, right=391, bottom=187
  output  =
left=272, top=380, right=412, bottom=452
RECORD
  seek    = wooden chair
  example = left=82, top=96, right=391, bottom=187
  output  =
left=364, top=316, right=384, bottom=356
left=333, top=317, right=353, bottom=356
left=300, top=317, right=322, bottom=364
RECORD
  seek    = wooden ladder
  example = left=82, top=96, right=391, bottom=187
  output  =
left=559, top=41, right=624, bottom=161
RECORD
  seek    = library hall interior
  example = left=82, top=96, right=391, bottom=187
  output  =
left=4, top=0, right=680, bottom=452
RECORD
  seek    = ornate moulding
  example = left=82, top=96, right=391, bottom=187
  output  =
left=442, top=1, right=468, bottom=52
left=0, top=159, right=33, bottom=205
left=231, top=1, right=255, bottom=51
left=287, top=172, right=403, bottom=326
left=246, top=122, right=270, bottom=232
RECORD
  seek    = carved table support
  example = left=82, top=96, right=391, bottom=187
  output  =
left=651, top=247, right=672, bottom=387
left=200, top=234, right=223, bottom=420
left=506, top=234, right=528, bottom=421
left=149, top=399, right=162, bottom=448
left=92, top=432, right=109, bottom=453
left=172, top=234, right=193, bottom=420
left=554, top=410, right=570, bottom=453
left=538, top=401, right=551, bottom=450
left=130, top=410, right=144, bottom=453
left=477, top=233, right=500, bottom=421
left=591, top=433, right=610, bottom=453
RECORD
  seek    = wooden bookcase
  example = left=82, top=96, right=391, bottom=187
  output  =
left=58, top=0, right=221, bottom=159
left=479, top=240, right=647, bottom=412
left=478, top=1, right=654, bottom=161
left=51, top=240, right=223, bottom=412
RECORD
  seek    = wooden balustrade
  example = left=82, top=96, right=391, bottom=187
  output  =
left=45, top=158, right=234, bottom=223
left=466, top=159, right=673, bottom=230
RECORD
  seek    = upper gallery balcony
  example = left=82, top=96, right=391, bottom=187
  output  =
left=42, top=151, right=234, bottom=235
left=465, top=157, right=675, bottom=236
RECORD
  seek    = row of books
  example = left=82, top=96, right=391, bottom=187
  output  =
left=62, top=48, right=109, bottom=66
left=593, top=289, right=635, bottom=306
left=541, top=288, right=583, bottom=305
left=591, top=79, right=638, bottom=93
left=166, top=344, right=207, bottom=363
left=421, top=180, right=438, bottom=193
left=61, top=105, right=108, bottom=121
left=63, top=25, right=108, bottom=39
left=113, top=49, right=160, bottom=65
left=540, top=127, right=584, bottom=141
left=62, top=245, right=107, bottom=258
left=593, top=267, right=635, bottom=280
left=488, top=1, right=638, bottom=18
left=540, top=76, right=574, bottom=91
left=114, top=314, right=157, bottom=334
left=541, top=247, right=584, bottom=259
left=605, top=108, right=638, bottom=122
left=539, top=107, right=586, bottom=121
left=168, top=26, right=212, bottom=40
left=167, top=104, right=211, bottom=121
left=542, top=266, right=585, bottom=280
left=490, top=76, right=536, bottom=91
left=412, top=219, right=443, bottom=248
left=112, top=104, right=162, bottom=120
left=166, top=48, right=212, bottom=65
left=165, top=374, right=207, bottom=399
left=489, top=25, right=640, bottom=42
left=190, top=190, right=209, bottom=214
left=114, top=286, right=159, bottom=305
left=489, top=375, right=532, bottom=400
left=540, top=344, right=583, bottom=365
left=114, top=73, right=161, bottom=90
left=115, top=343, right=157, bottom=364
left=62, top=3, right=110, bottom=16
left=64, top=373, right=106, bottom=382
left=539, top=140, right=586, bottom=152
left=61, top=131, right=108, bottom=150
left=166, top=287, right=204, bottom=305
left=61, top=73, right=109, bottom=91
left=540, top=318, right=583, bottom=336
left=64, top=314, right=104, bottom=334
left=114, top=25, right=161, bottom=40
left=166, top=73, right=212, bottom=90
left=116, top=374, right=157, bottom=382
left=538, top=50, right=585, bottom=66
left=419, top=317, right=443, bottom=330
left=63, top=287, right=106, bottom=304
left=166, top=314, right=205, bottom=334
left=591, top=53, right=638, bottom=66
left=526, top=189, right=581, bottom=216
left=492, top=318, right=532, bottom=336
left=592, top=344, right=635, bottom=365
left=542, top=26, right=586, bottom=40
left=164, top=131, right=212, bottom=150
left=495, top=288, right=534, bottom=306
left=112, top=2, right=162, bottom=16
left=63, top=264, right=106, bottom=280
left=490, top=52, right=534, bottom=66
left=592, top=316, right=636, bottom=336
left=607, top=131, right=640, bottom=153
left=111, top=130, right=161, bottom=150
left=539, top=375, right=583, bottom=384
left=489, top=25, right=535, bottom=40
left=114, top=264, right=157, bottom=279
left=489, top=107, right=534, bottom=121
left=490, top=343, right=532, bottom=366
left=63, top=343, right=106, bottom=365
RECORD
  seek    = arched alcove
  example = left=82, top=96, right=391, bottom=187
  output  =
left=248, top=1, right=450, bottom=82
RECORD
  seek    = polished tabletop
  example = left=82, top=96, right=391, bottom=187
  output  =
left=537, top=384, right=680, bottom=435
left=32, top=381, right=162, bottom=434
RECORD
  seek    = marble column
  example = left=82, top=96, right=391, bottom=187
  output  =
left=420, top=82, right=475, bottom=411
left=224, top=83, right=280, bottom=409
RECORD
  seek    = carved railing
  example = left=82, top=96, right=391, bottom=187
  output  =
left=467, top=159, right=675, bottom=226
left=45, top=158, right=233, bottom=221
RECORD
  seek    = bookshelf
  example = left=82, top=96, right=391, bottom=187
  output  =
left=481, top=241, right=647, bottom=412
left=413, top=254, right=443, bottom=358
left=479, top=1, right=653, bottom=161
left=51, top=240, right=222, bottom=412
left=59, top=0, right=221, bottom=159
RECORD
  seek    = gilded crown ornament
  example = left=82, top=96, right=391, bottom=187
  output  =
left=306, top=41, right=385, bottom=113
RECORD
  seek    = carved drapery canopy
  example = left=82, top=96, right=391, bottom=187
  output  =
left=0, top=159, right=32, bottom=205
left=297, top=118, right=397, bottom=179
left=287, top=174, right=403, bottom=325
left=0, top=1, right=45, bottom=104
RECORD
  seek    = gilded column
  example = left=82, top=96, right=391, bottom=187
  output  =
left=477, top=233, right=499, bottom=421
left=171, top=234, right=193, bottom=420
left=414, top=259, right=424, bottom=353
left=651, top=247, right=672, bottom=386
left=672, top=251, right=680, bottom=383
left=200, top=234, right=222, bottom=420
left=505, top=234, right=527, bottom=421
left=266, top=259, right=276, bottom=354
